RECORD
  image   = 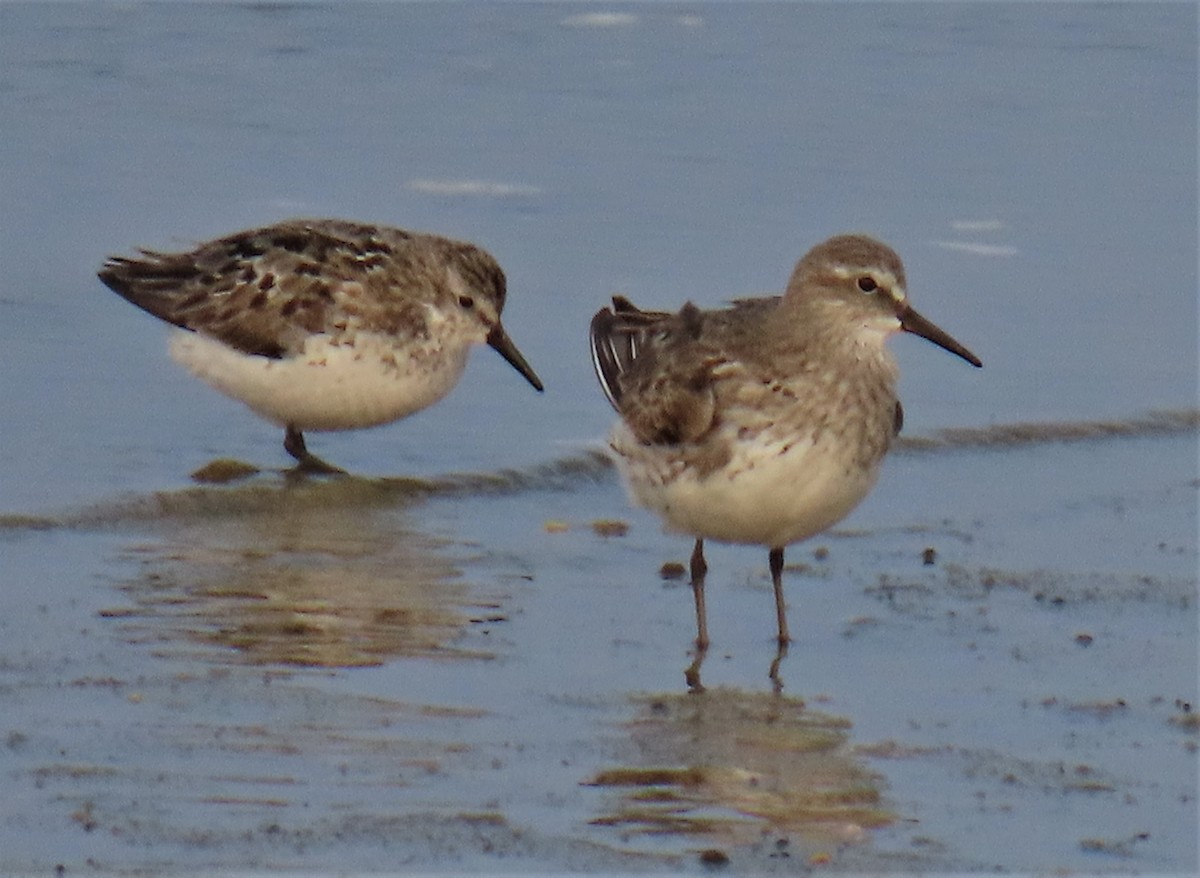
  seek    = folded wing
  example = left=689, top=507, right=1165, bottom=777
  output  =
left=98, top=219, right=426, bottom=359
left=588, top=296, right=716, bottom=445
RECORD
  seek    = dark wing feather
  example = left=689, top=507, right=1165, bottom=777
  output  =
left=589, top=296, right=719, bottom=445
left=98, top=219, right=424, bottom=359
left=587, top=306, right=623, bottom=410
left=588, top=295, right=672, bottom=410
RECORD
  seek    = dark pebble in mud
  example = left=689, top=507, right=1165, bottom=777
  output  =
left=660, top=562, right=687, bottom=580
left=591, top=519, right=630, bottom=537
left=699, top=848, right=730, bottom=867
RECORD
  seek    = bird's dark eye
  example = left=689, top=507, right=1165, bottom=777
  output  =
left=856, top=276, right=877, bottom=293
left=458, top=295, right=475, bottom=309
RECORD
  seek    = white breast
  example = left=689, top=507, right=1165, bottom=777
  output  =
left=612, top=423, right=883, bottom=549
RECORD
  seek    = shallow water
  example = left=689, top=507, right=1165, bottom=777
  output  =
left=2, top=422, right=1196, bottom=873
left=1, top=3, right=1197, bottom=874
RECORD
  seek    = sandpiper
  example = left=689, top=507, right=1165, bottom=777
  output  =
left=100, top=218, right=544, bottom=473
left=590, top=234, right=981, bottom=649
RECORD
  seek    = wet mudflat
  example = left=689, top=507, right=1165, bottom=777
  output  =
left=2, top=417, right=1196, bottom=874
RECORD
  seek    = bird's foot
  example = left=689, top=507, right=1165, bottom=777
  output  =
left=289, top=453, right=348, bottom=477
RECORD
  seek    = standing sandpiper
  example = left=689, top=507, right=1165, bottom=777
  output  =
left=590, top=234, right=981, bottom=652
left=100, top=218, right=544, bottom=473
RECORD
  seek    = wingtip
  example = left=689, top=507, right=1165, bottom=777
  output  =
left=610, top=294, right=640, bottom=314
left=588, top=306, right=627, bottom=412
left=96, top=257, right=126, bottom=291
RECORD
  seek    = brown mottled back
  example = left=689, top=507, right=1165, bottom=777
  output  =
left=99, top=219, right=504, bottom=359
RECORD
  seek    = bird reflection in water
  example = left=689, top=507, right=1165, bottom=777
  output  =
left=684, top=641, right=790, bottom=695
left=106, top=482, right=500, bottom=667
left=586, top=688, right=892, bottom=854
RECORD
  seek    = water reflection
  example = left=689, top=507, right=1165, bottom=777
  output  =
left=586, top=689, right=892, bottom=852
left=685, top=642, right=791, bottom=695
left=105, top=482, right=496, bottom=667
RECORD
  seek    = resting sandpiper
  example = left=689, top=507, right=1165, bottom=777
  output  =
left=100, top=218, right=544, bottom=473
left=590, top=234, right=981, bottom=650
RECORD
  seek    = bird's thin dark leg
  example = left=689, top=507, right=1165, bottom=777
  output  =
left=689, top=538, right=710, bottom=650
left=283, top=424, right=306, bottom=461
left=283, top=425, right=346, bottom=476
left=684, top=538, right=709, bottom=692
left=769, top=546, right=790, bottom=646
left=768, top=638, right=789, bottom=694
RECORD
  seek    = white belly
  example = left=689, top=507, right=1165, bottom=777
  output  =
left=613, top=425, right=882, bottom=549
left=169, top=330, right=471, bottom=431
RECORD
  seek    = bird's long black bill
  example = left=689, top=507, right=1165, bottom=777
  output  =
left=487, top=325, right=545, bottom=391
left=900, top=306, right=982, bottom=368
